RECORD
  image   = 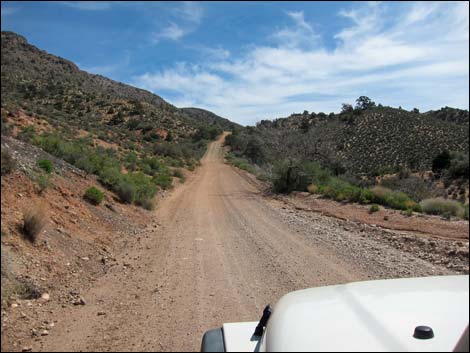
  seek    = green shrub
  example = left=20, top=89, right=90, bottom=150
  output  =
left=420, top=198, right=465, bottom=218
left=37, top=159, right=53, bottom=174
left=371, top=186, right=420, bottom=211
left=152, top=173, right=173, bottom=190
left=193, top=125, right=223, bottom=141
left=369, top=204, right=380, bottom=213
left=359, top=189, right=375, bottom=204
left=173, top=168, right=184, bottom=179
left=36, top=174, right=51, bottom=194
left=432, top=151, right=451, bottom=173
left=139, top=197, right=156, bottom=211
left=1, top=148, right=15, bottom=175
left=403, top=209, right=413, bottom=217
left=99, top=166, right=123, bottom=188
left=84, top=186, right=105, bottom=205
left=271, top=160, right=326, bottom=194
left=140, top=156, right=164, bottom=175
left=22, top=204, right=47, bottom=243
left=464, top=205, right=469, bottom=220
left=447, top=153, right=469, bottom=179
left=116, top=181, right=135, bottom=204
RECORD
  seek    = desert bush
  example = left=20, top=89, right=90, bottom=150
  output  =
left=36, top=173, right=51, bottom=194
left=126, top=118, right=140, bottom=130
left=99, top=166, right=123, bottom=188
left=464, top=205, right=469, bottom=220
left=369, top=204, right=380, bottom=213
left=321, top=178, right=361, bottom=203
left=272, top=160, right=305, bottom=193
left=138, top=197, right=156, bottom=211
left=371, top=186, right=420, bottom=211
left=447, top=152, right=469, bottom=180
left=37, top=158, right=53, bottom=174
left=173, top=168, right=184, bottom=179
left=432, top=151, right=452, bottom=173
left=152, top=173, right=173, bottom=190
left=1, top=148, right=15, bottom=175
left=193, top=125, right=223, bottom=141
left=84, top=186, right=105, bottom=205
left=153, top=142, right=183, bottom=159
left=420, top=198, right=465, bottom=218
left=124, top=151, right=138, bottom=171
left=381, top=175, right=442, bottom=202
left=244, top=138, right=266, bottom=164
left=226, top=153, right=257, bottom=174
left=140, top=156, right=166, bottom=176
left=403, top=209, right=413, bottom=217
left=22, top=204, right=47, bottom=242
left=358, top=189, right=375, bottom=204
left=307, top=184, right=318, bottom=194
left=116, top=181, right=135, bottom=204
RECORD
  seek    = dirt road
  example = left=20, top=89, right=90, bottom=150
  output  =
left=37, top=134, right=457, bottom=352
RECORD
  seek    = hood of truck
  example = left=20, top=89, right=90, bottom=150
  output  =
left=261, top=275, right=468, bottom=352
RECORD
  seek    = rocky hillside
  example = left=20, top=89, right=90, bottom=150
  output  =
left=1, top=31, right=239, bottom=147
left=1, top=30, right=242, bottom=212
left=181, top=107, right=237, bottom=131
left=232, top=105, right=469, bottom=176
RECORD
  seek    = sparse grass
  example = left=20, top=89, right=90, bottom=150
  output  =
left=36, top=173, right=51, bottom=194
left=22, top=204, right=47, bottom=243
left=1, top=275, right=42, bottom=301
left=84, top=186, right=105, bottom=205
left=420, top=198, right=465, bottom=218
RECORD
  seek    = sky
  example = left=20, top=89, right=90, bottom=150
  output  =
left=1, top=1, right=469, bottom=126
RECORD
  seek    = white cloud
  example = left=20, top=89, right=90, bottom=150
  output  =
left=153, top=23, right=187, bottom=43
left=173, top=1, right=204, bottom=24
left=272, top=10, right=319, bottom=48
left=58, top=1, right=112, bottom=11
left=152, top=2, right=204, bottom=44
left=133, top=2, right=469, bottom=125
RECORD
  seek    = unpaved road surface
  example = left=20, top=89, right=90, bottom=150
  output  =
left=36, top=134, right=459, bottom=352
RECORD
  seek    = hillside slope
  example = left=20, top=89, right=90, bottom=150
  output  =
left=1, top=31, right=238, bottom=146
left=232, top=106, right=469, bottom=175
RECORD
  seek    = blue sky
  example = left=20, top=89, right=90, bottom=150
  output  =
left=1, top=1, right=469, bottom=125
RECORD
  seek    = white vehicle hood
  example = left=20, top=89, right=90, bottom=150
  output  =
left=262, top=275, right=469, bottom=352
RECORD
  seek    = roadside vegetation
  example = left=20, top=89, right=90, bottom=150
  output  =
left=225, top=97, right=469, bottom=220
left=15, top=126, right=220, bottom=209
